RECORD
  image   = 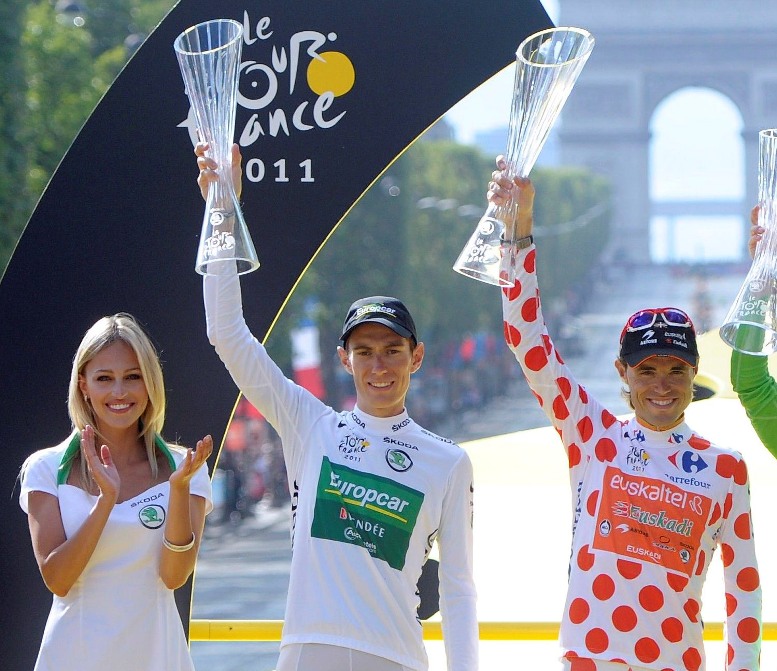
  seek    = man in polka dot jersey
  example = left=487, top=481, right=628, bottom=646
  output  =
left=487, top=157, right=761, bottom=671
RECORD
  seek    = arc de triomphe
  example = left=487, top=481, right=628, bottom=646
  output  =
left=558, top=0, right=777, bottom=263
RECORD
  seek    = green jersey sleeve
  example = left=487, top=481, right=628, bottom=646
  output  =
left=731, top=348, right=777, bottom=459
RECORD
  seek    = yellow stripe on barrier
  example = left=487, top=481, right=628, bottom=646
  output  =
left=189, top=620, right=777, bottom=642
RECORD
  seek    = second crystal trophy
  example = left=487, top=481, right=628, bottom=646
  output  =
left=453, top=27, right=595, bottom=287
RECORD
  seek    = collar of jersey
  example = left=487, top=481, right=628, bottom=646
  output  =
left=57, top=432, right=176, bottom=485
left=351, top=405, right=411, bottom=432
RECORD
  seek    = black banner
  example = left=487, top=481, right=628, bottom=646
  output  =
left=0, top=1, right=551, bottom=666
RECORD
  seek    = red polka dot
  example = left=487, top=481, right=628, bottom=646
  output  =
left=736, top=566, right=760, bottom=592
left=617, top=559, right=642, bottom=580
left=723, top=493, right=733, bottom=518
left=733, top=458, right=748, bottom=485
left=578, top=417, right=593, bottom=442
left=586, top=490, right=599, bottom=516
left=727, top=644, right=734, bottom=666
left=661, top=616, right=683, bottom=642
left=568, top=658, right=596, bottom=671
left=682, top=647, right=702, bottom=671
left=577, top=545, right=595, bottom=571
left=525, top=345, right=548, bottom=371
left=524, top=249, right=535, bottom=272
left=552, top=395, right=570, bottom=420
left=521, top=296, right=538, bottom=322
left=569, top=597, right=590, bottom=624
left=612, top=605, right=637, bottom=631
left=639, top=585, right=664, bottom=611
left=737, top=616, right=760, bottom=643
left=557, top=376, right=572, bottom=399
left=601, top=410, right=617, bottom=428
left=709, top=502, right=721, bottom=526
left=666, top=572, right=688, bottom=592
left=683, top=599, right=700, bottom=623
left=721, top=543, right=734, bottom=567
left=716, top=453, right=736, bottom=478
left=568, top=444, right=581, bottom=468
left=734, top=513, right=751, bottom=540
left=694, top=549, right=706, bottom=576
left=579, top=386, right=589, bottom=404
left=504, top=321, right=521, bottom=347
left=687, top=434, right=710, bottom=450
left=725, top=592, right=737, bottom=616
left=592, top=574, right=615, bottom=600
left=634, top=637, right=661, bottom=664
left=594, top=438, right=617, bottom=462
left=584, top=628, right=609, bottom=654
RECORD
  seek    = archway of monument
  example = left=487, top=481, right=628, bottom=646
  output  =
left=648, top=86, right=745, bottom=264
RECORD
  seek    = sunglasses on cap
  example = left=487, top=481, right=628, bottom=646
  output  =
left=620, top=308, right=694, bottom=340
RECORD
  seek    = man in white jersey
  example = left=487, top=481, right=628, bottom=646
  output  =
left=488, top=158, right=761, bottom=671
left=196, top=143, right=477, bottom=671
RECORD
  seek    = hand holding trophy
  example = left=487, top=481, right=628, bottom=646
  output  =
left=453, top=27, right=595, bottom=286
left=720, top=128, right=777, bottom=354
left=174, top=18, right=259, bottom=275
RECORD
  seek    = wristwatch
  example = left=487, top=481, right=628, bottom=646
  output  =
left=515, top=234, right=534, bottom=249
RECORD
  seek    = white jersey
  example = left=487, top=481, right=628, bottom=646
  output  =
left=19, top=437, right=212, bottom=671
left=204, top=268, right=477, bottom=671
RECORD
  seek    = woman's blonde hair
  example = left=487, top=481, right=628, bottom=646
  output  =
left=67, top=313, right=166, bottom=486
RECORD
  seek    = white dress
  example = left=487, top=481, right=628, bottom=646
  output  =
left=19, top=435, right=213, bottom=671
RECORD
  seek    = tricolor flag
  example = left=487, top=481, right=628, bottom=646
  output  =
left=291, top=319, right=326, bottom=399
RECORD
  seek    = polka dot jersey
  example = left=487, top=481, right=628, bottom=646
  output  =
left=501, top=247, right=761, bottom=671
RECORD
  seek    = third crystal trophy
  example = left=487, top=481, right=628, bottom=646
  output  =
left=720, top=128, right=777, bottom=354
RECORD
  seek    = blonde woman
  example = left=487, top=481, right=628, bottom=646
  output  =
left=19, top=313, right=213, bottom=671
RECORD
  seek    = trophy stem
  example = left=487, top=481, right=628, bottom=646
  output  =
left=452, top=201, right=517, bottom=286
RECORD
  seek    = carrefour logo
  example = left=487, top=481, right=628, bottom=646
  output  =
left=668, top=450, right=708, bottom=474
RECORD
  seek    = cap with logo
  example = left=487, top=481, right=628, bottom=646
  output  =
left=619, top=307, right=699, bottom=367
left=340, top=296, right=418, bottom=345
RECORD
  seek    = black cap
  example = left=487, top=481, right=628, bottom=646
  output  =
left=340, top=296, right=418, bottom=345
left=619, top=309, right=699, bottom=367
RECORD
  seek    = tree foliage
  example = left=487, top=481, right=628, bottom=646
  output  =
left=0, top=2, right=31, bottom=269
left=0, top=0, right=177, bottom=277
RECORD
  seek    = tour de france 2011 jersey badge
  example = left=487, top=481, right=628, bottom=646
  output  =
left=138, top=504, right=166, bottom=529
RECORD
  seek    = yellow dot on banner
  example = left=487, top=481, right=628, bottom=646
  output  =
left=307, top=51, right=355, bottom=97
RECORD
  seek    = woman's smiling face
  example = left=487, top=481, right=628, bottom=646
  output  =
left=79, top=340, right=149, bottom=436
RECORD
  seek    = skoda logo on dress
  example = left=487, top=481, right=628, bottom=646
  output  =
left=138, top=504, right=166, bottom=529
left=385, top=448, right=413, bottom=472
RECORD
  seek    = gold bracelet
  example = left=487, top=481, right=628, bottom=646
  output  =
left=162, top=532, right=195, bottom=553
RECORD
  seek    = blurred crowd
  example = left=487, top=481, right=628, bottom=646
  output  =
left=213, top=397, right=290, bottom=525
